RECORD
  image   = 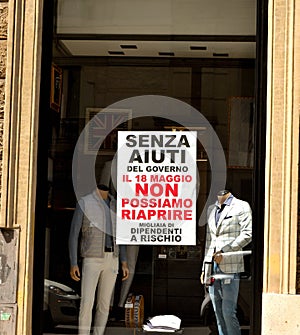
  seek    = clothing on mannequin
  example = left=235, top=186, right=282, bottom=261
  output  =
left=69, top=184, right=129, bottom=335
left=200, top=190, right=252, bottom=335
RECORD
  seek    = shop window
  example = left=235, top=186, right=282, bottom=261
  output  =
left=40, top=1, right=257, bottom=334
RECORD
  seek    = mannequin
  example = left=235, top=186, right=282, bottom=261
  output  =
left=99, top=159, right=140, bottom=318
left=68, top=184, right=129, bottom=335
left=200, top=189, right=252, bottom=335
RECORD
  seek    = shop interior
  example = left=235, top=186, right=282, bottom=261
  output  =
left=40, top=1, right=257, bottom=333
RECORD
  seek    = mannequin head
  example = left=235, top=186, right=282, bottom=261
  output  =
left=217, top=189, right=231, bottom=204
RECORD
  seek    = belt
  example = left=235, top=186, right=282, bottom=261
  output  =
left=105, top=246, right=114, bottom=252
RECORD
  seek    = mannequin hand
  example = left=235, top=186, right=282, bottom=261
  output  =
left=70, top=265, right=80, bottom=281
left=200, top=272, right=204, bottom=284
left=213, top=251, right=223, bottom=264
left=121, top=261, right=130, bottom=281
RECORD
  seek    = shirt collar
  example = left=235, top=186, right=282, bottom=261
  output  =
left=215, top=194, right=234, bottom=208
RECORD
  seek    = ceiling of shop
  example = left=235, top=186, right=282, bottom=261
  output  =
left=56, top=0, right=256, bottom=59
left=59, top=39, right=256, bottom=59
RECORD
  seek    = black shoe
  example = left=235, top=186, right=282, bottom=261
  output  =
left=108, top=308, right=117, bottom=322
left=115, top=306, right=125, bottom=321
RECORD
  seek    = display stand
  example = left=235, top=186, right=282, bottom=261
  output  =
left=125, top=294, right=145, bottom=328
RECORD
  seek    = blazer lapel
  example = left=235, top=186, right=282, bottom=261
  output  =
left=208, top=206, right=217, bottom=233
left=216, top=204, right=233, bottom=234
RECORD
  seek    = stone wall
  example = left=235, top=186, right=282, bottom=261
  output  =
left=0, top=1, right=8, bottom=207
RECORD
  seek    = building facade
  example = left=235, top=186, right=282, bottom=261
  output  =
left=0, top=0, right=299, bottom=334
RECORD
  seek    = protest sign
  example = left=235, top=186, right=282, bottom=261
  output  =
left=116, top=131, right=197, bottom=245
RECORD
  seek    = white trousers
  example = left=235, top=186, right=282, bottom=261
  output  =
left=79, top=254, right=118, bottom=335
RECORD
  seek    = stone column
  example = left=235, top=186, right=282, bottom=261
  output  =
left=0, top=2, right=8, bottom=191
left=262, top=0, right=300, bottom=333
left=0, top=0, right=44, bottom=334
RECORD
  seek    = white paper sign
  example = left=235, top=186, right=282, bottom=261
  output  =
left=117, top=131, right=197, bottom=245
